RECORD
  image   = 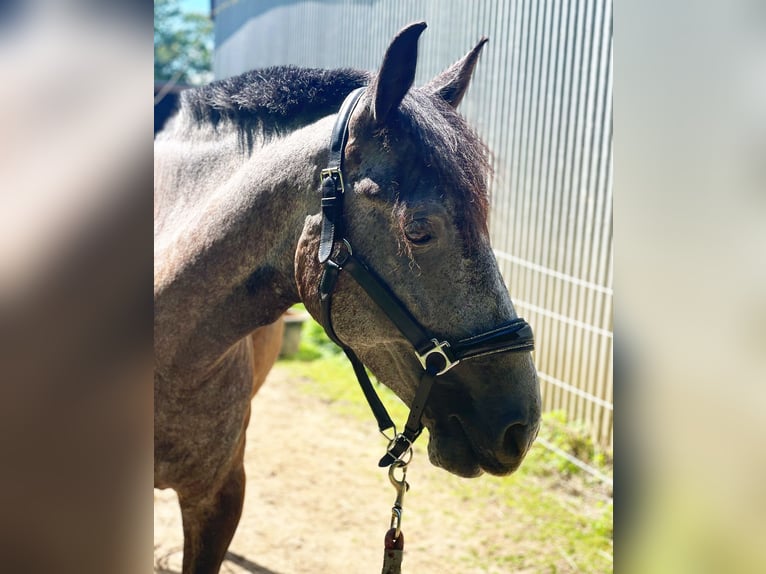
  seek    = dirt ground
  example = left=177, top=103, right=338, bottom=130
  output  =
left=154, top=365, right=592, bottom=573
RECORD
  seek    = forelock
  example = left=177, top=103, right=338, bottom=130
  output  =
left=389, top=89, right=491, bottom=248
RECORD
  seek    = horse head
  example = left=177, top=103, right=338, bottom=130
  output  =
left=296, top=22, right=540, bottom=478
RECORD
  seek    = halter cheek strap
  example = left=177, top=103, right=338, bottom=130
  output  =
left=315, top=88, right=535, bottom=467
left=318, top=88, right=365, bottom=264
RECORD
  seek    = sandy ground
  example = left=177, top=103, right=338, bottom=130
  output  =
left=154, top=365, right=586, bottom=573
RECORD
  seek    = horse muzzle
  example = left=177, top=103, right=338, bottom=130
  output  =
left=426, top=410, right=540, bottom=477
left=422, top=365, right=541, bottom=477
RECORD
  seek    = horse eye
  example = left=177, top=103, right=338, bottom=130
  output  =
left=404, top=219, right=433, bottom=245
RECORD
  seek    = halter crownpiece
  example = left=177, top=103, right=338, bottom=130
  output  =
left=315, top=88, right=535, bottom=467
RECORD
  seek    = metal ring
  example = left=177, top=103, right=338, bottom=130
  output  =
left=327, top=239, right=353, bottom=269
left=379, top=424, right=398, bottom=443
left=384, top=434, right=414, bottom=466
left=388, top=459, right=408, bottom=484
left=397, top=445, right=413, bottom=466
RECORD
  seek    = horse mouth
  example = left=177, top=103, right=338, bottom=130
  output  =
left=425, top=416, right=528, bottom=478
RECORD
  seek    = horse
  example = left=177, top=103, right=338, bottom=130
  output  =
left=154, top=22, right=541, bottom=574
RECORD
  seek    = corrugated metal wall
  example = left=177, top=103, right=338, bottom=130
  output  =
left=213, top=0, right=613, bottom=449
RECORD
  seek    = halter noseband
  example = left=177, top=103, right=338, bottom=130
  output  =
left=316, top=87, right=535, bottom=467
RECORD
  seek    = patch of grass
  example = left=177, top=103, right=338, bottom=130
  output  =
left=280, top=310, right=343, bottom=361
left=281, top=352, right=413, bottom=430
left=278, top=313, right=411, bottom=424
left=526, top=410, right=614, bottom=481
left=444, top=462, right=613, bottom=572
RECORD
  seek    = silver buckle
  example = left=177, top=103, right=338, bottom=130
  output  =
left=416, top=339, right=459, bottom=375
left=320, top=167, right=344, bottom=193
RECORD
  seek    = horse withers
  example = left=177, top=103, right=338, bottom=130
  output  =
left=154, top=22, right=540, bottom=574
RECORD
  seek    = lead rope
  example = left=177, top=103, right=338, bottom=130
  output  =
left=382, top=458, right=410, bottom=574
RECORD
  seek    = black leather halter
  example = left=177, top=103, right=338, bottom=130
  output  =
left=316, top=87, right=535, bottom=467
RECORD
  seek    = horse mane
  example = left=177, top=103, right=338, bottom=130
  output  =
left=180, top=66, right=371, bottom=131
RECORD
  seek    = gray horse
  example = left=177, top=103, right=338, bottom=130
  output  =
left=155, top=22, right=540, bottom=574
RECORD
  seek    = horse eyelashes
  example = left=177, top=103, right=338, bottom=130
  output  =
left=404, top=219, right=433, bottom=244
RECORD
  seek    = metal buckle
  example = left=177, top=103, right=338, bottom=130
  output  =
left=320, top=167, right=344, bottom=193
left=328, top=239, right=353, bottom=268
left=416, top=339, right=459, bottom=376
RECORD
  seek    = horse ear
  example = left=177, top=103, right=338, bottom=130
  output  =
left=370, top=21, right=427, bottom=125
left=426, top=37, right=488, bottom=108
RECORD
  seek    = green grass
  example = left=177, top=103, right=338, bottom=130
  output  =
left=452, top=474, right=614, bottom=571
left=278, top=314, right=613, bottom=572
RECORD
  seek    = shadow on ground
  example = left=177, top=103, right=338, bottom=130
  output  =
left=154, top=549, right=283, bottom=574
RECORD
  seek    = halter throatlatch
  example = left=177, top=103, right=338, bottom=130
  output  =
left=316, top=87, right=535, bottom=468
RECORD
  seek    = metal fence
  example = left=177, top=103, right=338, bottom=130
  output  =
left=212, top=0, right=613, bottom=450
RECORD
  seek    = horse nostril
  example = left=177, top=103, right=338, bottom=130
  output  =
left=502, top=422, right=531, bottom=458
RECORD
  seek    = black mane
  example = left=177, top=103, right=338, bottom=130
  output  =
left=181, top=66, right=371, bottom=129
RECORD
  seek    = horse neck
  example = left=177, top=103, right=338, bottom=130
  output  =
left=154, top=115, right=334, bottom=378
